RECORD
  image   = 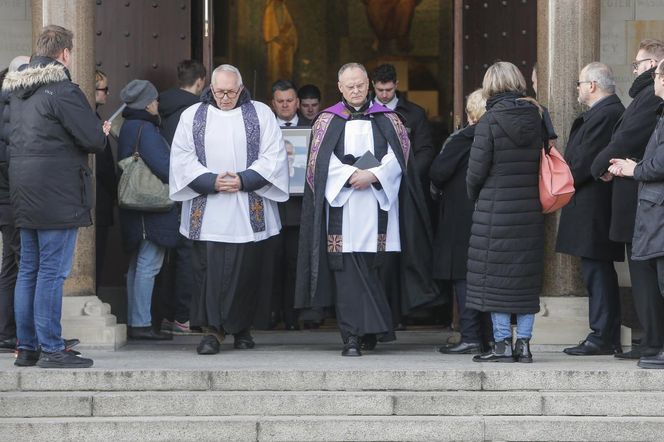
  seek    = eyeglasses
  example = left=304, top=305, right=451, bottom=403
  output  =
left=632, top=58, right=655, bottom=70
left=651, top=71, right=664, bottom=80
left=211, top=86, right=242, bottom=99
left=576, top=80, right=594, bottom=87
left=95, top=87, right=109, bottom=94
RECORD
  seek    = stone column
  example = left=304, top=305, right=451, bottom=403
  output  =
left=32, top=0, right=125, bottom=349
left=534, top=0, right=629, bottom=345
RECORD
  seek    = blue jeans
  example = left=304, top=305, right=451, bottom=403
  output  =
left=14, top=228, right=78, bottom=353
left=127, top=240, right=165, bottom=327
left=491, top=312, right=535, bottom=341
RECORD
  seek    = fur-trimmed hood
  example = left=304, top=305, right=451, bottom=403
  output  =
left=1, top=56, right=70, bottom=99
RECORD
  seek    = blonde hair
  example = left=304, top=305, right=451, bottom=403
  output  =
left=482, top=61, right=527, bottom=98
left=95, top=70, right=107, bottom=88
left=465, top=89, right=486, bottom=123
left=639, top=38, right=664, bottom=60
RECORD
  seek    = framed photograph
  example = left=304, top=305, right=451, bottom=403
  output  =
left=281, top=127, right=311, bottom=195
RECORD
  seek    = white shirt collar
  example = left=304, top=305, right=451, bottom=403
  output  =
left=277, top=114, right=299, bottom=127
left=380, top=95, right=399, bottom=111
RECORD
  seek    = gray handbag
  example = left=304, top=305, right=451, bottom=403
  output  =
left=117, top=123, right=174, bottom=212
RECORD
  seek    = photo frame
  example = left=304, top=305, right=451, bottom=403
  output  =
left=281, top=127, right=311, bottom=195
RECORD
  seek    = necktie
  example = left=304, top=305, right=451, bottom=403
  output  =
left=284, top=122, right=292, bottom=127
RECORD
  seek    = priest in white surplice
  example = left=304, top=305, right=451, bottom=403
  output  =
left=170, top=64, right=289, bottom=355
left=295, top=63, right=438, bottom=357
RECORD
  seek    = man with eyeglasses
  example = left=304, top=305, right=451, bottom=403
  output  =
left=556, top=62, right=625, bottom=357
left=295, top=62, right=437, bottom=357
left=591, top=38, right=664, bottom=360
left=169, top=64, right=289, bottom=356
left=609, top=59, right=664, bottom=368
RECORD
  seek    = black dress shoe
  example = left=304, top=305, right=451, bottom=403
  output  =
left=615, top=347, right=659, bottom=360
left=0, top=337, right=17, bottom=353
left=438, top=342, right=481, bottom=355
left=14, top=349, right=40, bottom=367
left=128, top=326, right=172, bottom=341
left=37, top=350, right=93, bottom=368
left=563, top=340, right=614, bottom=356
left=473, top=339, right=514, bottom=363
left=342, top=335, right=362, bottom=357
left=638, top=350, right=664, bottom=369
left=360, top=334, right=377, bottom=351
left=514, top=338, right=533, bottom=363
left=197, top=335, right=221, bottom=355
left=233, top=331, right=255, bottom=349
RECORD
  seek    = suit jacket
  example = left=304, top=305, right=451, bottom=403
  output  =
left=394, top=92, right=434, bottom=183
left=556, top=94, right=625, bottom=261
left=591, top=72, right=663, bottom=242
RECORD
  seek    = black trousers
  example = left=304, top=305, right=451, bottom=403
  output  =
left=0, top=206, right=19, bottom=340
left=378, top=253, right=402, bottom=327
left=582, top=257, right=621, bottom=347
left=277, top=226, right=299, bottom=327
left=454, top=279, right=492, bottom=345
left=627, top=243, right=664, bottom=350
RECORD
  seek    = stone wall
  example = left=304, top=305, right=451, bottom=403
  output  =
left=0, top=0, right=32, bottom=68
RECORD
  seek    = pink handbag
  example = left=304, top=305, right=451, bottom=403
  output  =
left=539, top=142, right=575, bottom=213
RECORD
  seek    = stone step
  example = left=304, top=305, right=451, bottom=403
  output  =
left=3, top=390, right=664, bottom=418
left=4, top=367, right=664, bottom=392
left=1, top=415, right=664, bottom=441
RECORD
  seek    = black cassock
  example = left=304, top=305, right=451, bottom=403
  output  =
left=294, top=103, right=439, bottom=341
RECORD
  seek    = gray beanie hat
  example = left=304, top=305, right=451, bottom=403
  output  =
left=120, top=79, right=158, bottom=109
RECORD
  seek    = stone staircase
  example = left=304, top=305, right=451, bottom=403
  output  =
left=2, top=365, right=664, bottom=441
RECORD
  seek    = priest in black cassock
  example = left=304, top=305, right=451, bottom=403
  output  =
left=295, top=63, right=437, bottom=356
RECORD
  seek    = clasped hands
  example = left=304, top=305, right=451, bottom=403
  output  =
left=348, top=169, right=378, bottom=190
left=604, top=158, right=637, bottom=180
left=215, top=172, right=242, bottom=192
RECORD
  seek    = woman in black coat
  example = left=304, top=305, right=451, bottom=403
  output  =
left=431, top=89, right=492, bottom=354
left=466, top=62, right=545, bottom=363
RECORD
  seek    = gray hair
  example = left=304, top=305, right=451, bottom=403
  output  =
left=211, top=64, right=243, bottom=86
left=338, top=62, right=367, bottom=80
left=583, top=62, right=615, bottom=93
left=8, top=55, right=30, bottom=72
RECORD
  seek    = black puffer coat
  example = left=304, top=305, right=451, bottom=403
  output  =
left=0, top=88, right=10, bottom=204
left=1, top=56, right=106, bottom=229
left=466, top=95, right=544, bottom=314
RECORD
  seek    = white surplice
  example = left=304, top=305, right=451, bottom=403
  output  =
left=169, top=101, right=289, bottom=243
left=324, top=119, right=402, bottom=252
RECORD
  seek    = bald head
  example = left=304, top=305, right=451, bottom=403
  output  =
left=8, top=56, right=30, bottom=72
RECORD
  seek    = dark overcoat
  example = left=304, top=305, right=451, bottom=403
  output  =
left=591, top=68, right=663, bottom=243
left=632, top=105, right=664, bottom=260
left=465, top=97, right=544, bottom=314
left=429, top=124, right=475, bottom=281
left=556, top=94, right=625, bottom=261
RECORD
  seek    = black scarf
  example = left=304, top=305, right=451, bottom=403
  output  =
left=629, top=67, right=655, bottom=98
left=343, top=98, right=370, bottom=120
left=122, top=107, right=160, bottom=126
left=486, top=91, right=525, bottom=110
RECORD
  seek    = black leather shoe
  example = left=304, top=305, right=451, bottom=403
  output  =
left=563, top=340, right=614, bottom=356
left=14, top=349, right=40, bottom=367
left=197, top=335, right=221, bottom=355
left=233, top=331, right=255, bottom=349
left=342, top=335, right=362, bottom=357
left=514, top=338, right=533, bottom=363
left=360, top=334, right=377, bottom=351
left=615, top=347, right=659, bottom=360
left=638, top=350, right=664, bottom=369
left=438, top=342, right=481, bottom=355
left=37, top=350, right=93, bottom=368
left=128, top=326, right=172, bottom=341
left=0, top=337, right=17, bottom=352
left=472, top=339, right=514, bottom=363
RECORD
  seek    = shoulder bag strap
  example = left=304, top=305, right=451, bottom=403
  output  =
left=133, top=123, right=145, bottom=158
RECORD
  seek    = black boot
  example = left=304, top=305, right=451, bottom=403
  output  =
left=472, top=339, right=514, bottom=363
left=514, top=338, right=533, bottom=363
left=360, top=334, right=377, bottom=351
left=342, top=335, right=362, bottom=357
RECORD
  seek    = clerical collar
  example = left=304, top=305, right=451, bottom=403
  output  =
left=343, top=99, right=370, bottom=120
left=381, top=95, right=399, bottom=111
left=277, top=114, right=299, bottom=127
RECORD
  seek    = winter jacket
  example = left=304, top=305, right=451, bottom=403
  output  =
left=591, top=68, right=664, bottom=243
left=465, top=95, right=544, bottom=314
left=556, top=94, right=625, bottom=261
left=0, top=88, right=10, bottom=204
left=1, top=56, right=106, bottom=229
left=158, top=88, right=200, bottom=146
left=117, top=109, right=179, bottom=251
left=429, top=124, right=475, bottom=280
